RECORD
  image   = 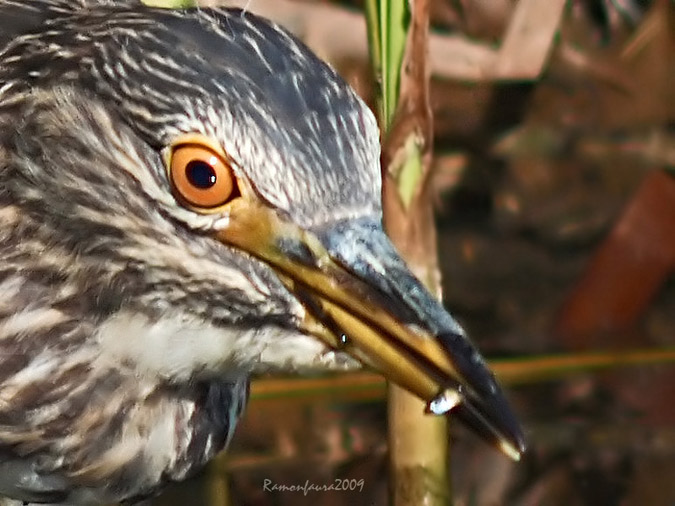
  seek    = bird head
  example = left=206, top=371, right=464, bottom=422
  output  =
left=0, top=1, right=525, bottom=459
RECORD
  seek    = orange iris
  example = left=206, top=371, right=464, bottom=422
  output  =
left=169, top=143, right=238, bottom=209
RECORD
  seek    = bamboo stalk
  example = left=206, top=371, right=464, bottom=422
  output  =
left=365, top=0, right=451, bottom=504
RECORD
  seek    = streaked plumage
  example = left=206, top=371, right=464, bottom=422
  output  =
left=0, top=1, right=524, bottom=504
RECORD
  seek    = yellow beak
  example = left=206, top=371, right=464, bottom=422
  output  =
left=216, top=198, right=526, bottom=460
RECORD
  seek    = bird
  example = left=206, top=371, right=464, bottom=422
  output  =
left=0, top=0, right=525, bottom=504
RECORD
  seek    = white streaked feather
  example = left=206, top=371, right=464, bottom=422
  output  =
left=0, top=308, right=67, bottom=339
left=94, top=311, right=360, bottom=383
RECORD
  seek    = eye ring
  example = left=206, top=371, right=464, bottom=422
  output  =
left=168, top=141, right=239, bottom=210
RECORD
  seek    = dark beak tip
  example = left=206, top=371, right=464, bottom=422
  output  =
left=314, top=219, right=529, bottom=459
left=456, top=390, right=528, bottom=461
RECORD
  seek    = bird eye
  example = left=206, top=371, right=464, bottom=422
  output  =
left=169, top=143, right=239, bottom=209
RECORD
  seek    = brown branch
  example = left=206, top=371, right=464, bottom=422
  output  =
left=220, top=0, right=568, bottom=82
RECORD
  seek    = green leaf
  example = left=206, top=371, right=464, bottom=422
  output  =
left=389, top=133, right=424, bottom=208
left=365, top=0, right=411, bottom=133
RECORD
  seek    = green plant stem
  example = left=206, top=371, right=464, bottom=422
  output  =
left=365, top=1, right=448, bottom=504
left=364, top=0, right=409, bottom=131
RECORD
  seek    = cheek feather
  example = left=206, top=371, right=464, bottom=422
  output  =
left=93, top=311, right=360, bottom=382
left=94, top=312, right=260, bottom=382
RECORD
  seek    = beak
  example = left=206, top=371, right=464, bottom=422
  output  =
left=218, top=200, right=526, bottom=460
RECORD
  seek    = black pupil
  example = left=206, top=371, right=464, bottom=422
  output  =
left=186, top=160, right=217, bottom=189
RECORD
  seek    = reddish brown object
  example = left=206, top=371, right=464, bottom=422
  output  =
left=556, top=170, right=675, bottom=349
left=555, top=170, right=675, bottom=425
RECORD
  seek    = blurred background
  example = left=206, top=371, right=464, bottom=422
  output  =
left=150, top=0, right=674, bottom=504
